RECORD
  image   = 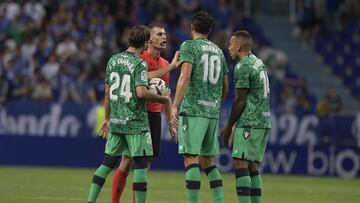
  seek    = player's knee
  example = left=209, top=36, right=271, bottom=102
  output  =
left=199, top=156, right=215, bottom=169
left=249, top=162, right=259, bottom=171
left=233, top=158, right=249, bottom=169
left=183, top=154, right=199, bottom=167
left=119, top=156, right=132, bottom=172
left=102, top=154, right=119, bottom=168
left=133, top=157, right=147, bottom=169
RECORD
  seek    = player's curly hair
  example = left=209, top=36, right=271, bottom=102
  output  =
left=128, top=25, right=150, bottom=48
left=192, top=11, right=214, bottom=35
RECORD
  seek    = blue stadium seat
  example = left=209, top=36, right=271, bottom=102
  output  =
left=332, top=64, right=346, bottom=76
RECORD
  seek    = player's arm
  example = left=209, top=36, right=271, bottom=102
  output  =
left=172, top=62, right=192, bottom=109
left=171, top=62, right=192, bottom=128
left=227, top=88, right=248, bottom=127
left=148, top=51, right=180, bottom=79
left=221, top=88, right=248, bottom=146
left=222, top=74, right=229, bottom=104
left=164, top=97, right=178, bottom=142
left=99, top=84, right=110, bottom=138
left=136, top=85, right=169, bottom=104
left=104, top=84, right=110, bottom=122
left=164, top=98, right=172, bottom=121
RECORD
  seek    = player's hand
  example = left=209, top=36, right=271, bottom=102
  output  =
left=99, top=120, right=110, bottom=139
left=170, top=51, right=180, bottom=70
left=170, top=107, right=179, bottom=129
left=228, top=125, right=236, bottom=147
left=220, top=125, right=232, bottom=147
left=169, top=123, right=178, bottom=144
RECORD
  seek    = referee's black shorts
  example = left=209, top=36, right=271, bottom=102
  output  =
left=148, top=112, right=161, bottom=157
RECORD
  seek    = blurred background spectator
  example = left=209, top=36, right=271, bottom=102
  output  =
left=0, top=0, right=358, bottom=117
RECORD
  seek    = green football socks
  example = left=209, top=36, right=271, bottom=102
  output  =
left=88, top=165, right=112, bottom=203
left=185, top=164, right=201, bottom=203
left=250, top=170, right=262, bottom=203
left=133, top=168, right=147, bottom=203
left=235, top=168, right=251, bottom=203
left=204, top=165, right=224, bottom=203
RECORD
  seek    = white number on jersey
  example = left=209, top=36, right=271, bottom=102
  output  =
left=109, top=72, right=132, bottom=102
left=259, top=70, right=270, bottom=98
left=201, top=53, right=221, bottom=84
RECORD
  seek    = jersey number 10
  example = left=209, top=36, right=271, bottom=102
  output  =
left=201, top=53, right=221, bottom=84
left=254, top=58, right=270, bottom=99
left=259, top=71, right=270, bottom=98
left=109, top=72, right=132, bottom=103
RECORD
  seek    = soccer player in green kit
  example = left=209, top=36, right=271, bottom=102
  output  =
left=171, top=11, right=229, bottom=203
left=87, top=25, right=170, bottom=203
left=221, top=30, right=272, bottom=203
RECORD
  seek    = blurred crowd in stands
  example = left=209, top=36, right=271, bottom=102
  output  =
left=0, top=0, right=358, bottom=117
left=292, top=0, right=359, bottom=116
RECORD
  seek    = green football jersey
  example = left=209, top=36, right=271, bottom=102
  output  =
left=105, top=52, right=150, bottom=134
left=179, top=39, right=228, bottom=118
left=235, top=53, right=271, bottom=129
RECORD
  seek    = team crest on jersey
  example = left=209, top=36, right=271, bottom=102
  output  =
left=243, top=130, right=250, bottom=139
left=182, top=124, right=188, bottom=132
left=141, top=70, right=147, bottom=81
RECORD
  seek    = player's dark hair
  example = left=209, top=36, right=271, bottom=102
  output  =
left=231, top=30, right=253, bottom=47
left=192, top=11, right=214, bottom=35
left=232, top=30, right=252, bottom=39
left=128, top=25, right=150, bottom=48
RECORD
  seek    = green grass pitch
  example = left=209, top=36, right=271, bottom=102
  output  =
left=0, top=166, right=359, bottom=203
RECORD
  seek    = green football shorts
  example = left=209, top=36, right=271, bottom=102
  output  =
left=232, top=127, right=269, bottom=162
left=105, top=131, right=153, bottom=157
left=178, top=116, right=219, bottom=156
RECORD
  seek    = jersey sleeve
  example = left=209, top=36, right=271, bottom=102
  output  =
left=105, top=57, right=113, bottom=84
left=235, top=62, right=250, bottom=89
left=134, top=61, right=149, bottom=87
left=179, top=41, right=195, bottom=65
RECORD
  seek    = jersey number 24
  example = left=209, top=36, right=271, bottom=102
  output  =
left=109, top=72, right=132, bottom=103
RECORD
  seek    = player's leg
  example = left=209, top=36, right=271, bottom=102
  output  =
left=233, top=159, right=251, bottom=203
left=200, top=156, right=223, bottom=203
left=200, top=118, right=223, bottom=203
left=112, top=156, right=132, bottom=203
left=232, top=127, right=254, bottom=203
left=132, top=156, right=148, bottom=203
left=88, top=132, right=126, bottom=203
left=147, top=112, right=162, bottom=167
left=178, top=116, right=207, bottom=203
left=184, top=155, right=201, bottom=203
left=88, top=154, right=120, bottom=203
left=248, top=128, right=269, bottom=203
left=249, top=162, right=261, bottom=203
left=125, top=131, right=153, bottom=203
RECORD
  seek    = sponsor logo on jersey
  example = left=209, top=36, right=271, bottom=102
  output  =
left=197, top=100, right=217, bottom=107
left=110, top=118, right=127, bottom=125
